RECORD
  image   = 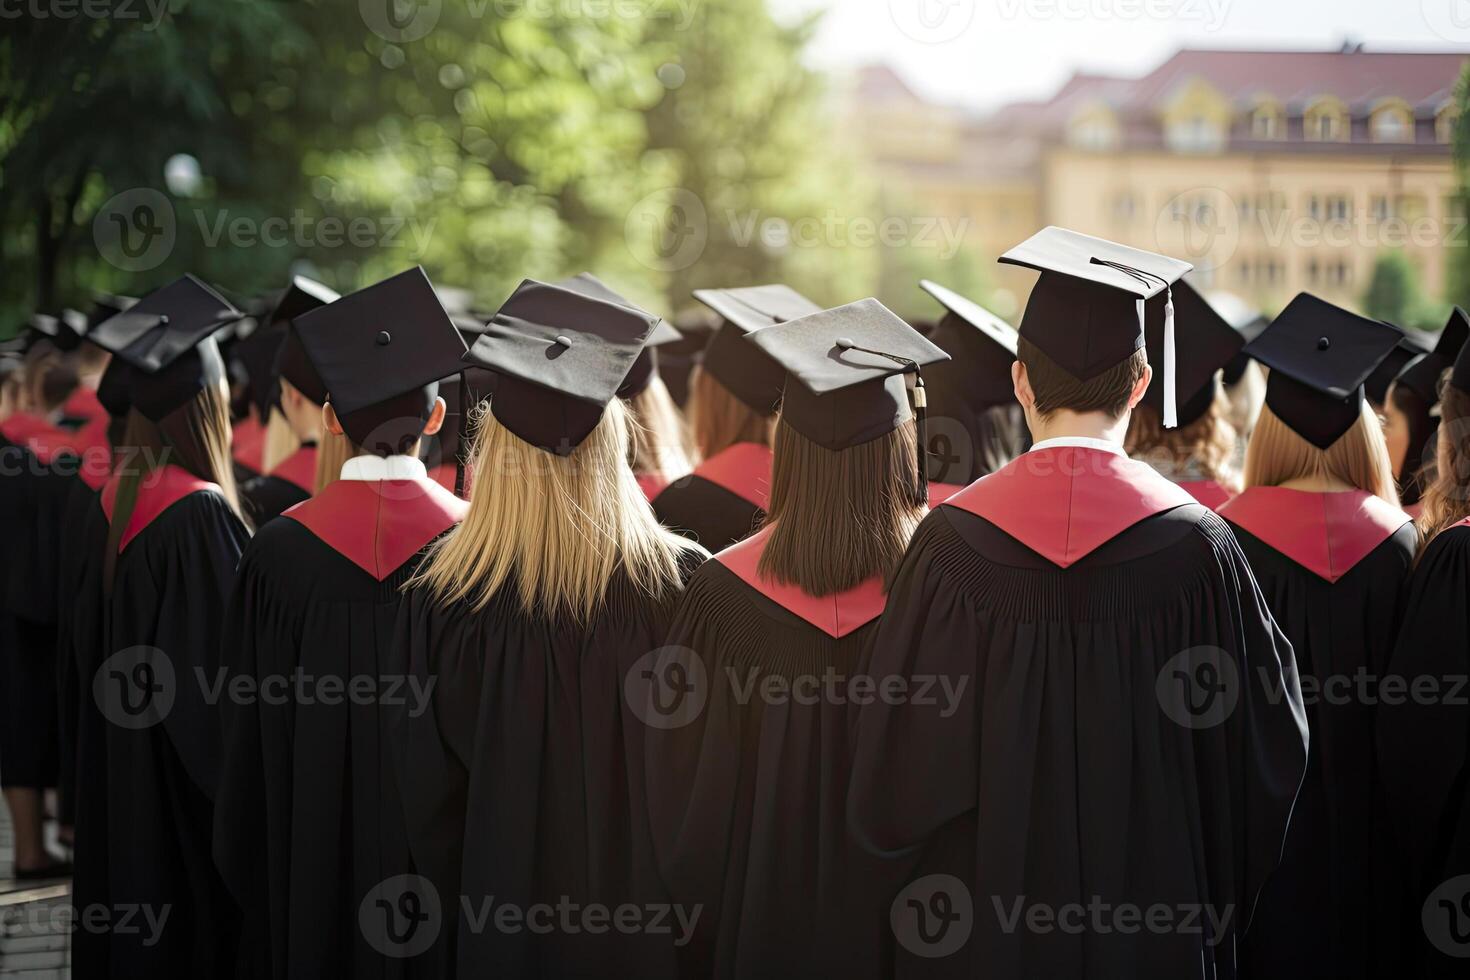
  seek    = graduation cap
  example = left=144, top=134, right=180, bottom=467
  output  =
left=266, top=276, right=339, bottom=331
left=1452, top=327, right=1470, bottom=395
left=293, top=267, right=467, bottom=458
left=692, top=285, right=823, bottom=415
left=1244, top=292, right=1405, bottom=449
left=232, top=277, right=340, bottom=416
left=553, top=273, right=681, bottom=398
left=749, top=298, right=949, bottom=503
left=999, top=226, right=1192, bottom=426
left=918, top=279, right=1018, bottom=408
left=86, top=275, right=242, bottom=421
left=96, top=357, right=132, bottom=419
left=463, top=278, right=660, bottom=455
left=1139, top=280, right=1244, bottom=426
left=28, top=311, right=89, bottom=352
left=1365, top=335, right=1426, bottom=406
left=1393, top=308, right=1468, bottom=405
left=87, top=294, right=137, bottom=329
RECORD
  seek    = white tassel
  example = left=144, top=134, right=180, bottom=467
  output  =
left=1162, top=287, right=1178, bottom=428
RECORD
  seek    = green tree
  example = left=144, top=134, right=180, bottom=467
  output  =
left=1362, top=250, right=1419, bottom=326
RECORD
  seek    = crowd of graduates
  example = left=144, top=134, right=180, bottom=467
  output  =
left=0, top=224, right=1468, bottom=979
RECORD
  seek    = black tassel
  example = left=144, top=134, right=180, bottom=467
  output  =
left=453, top=373, right=468, bottom=500
left=913, top=371, right=929, bottom=507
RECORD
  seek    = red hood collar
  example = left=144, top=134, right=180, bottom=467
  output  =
left=62, top=386, right=106, bottom=425
left=102, top=465, right=220, bottom=552
left=285, top=475, right=469, bottom=580
left=694, top=442, right=772, bottom=511
left=715, top=526, right=886, bottom=638
left=1175, top=479, right=1234, bottom=511
left=268, top=445, right=318, bottom=493
left=944, top=446, right=1196, bottom=568
left=1219, top=487, right=1411, bottom=583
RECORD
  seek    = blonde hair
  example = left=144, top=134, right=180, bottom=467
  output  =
left=1418, top=383, right=1470, bottom=548
left=409, top=397, right=703, bottom=622
left=1244, top=401, right=1399, bottom=505
left=759, top=419, right=927, bottom=596
left=627, top=375, right=693, bottom=484
left=686, top=365, right=773, bottom=461
left=1126, top=397, right=1240, bottom=490
left=313, top=428, right=356, bottom=495
left=260, top=405, right=301, bottom=473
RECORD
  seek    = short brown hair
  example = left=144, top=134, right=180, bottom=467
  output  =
left=1017, top=337, right=1147, bottom=420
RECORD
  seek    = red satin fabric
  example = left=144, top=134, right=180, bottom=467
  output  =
left=101, top=465, right=219, bottom=553
left=1219, top=487, right=1412, bottom=583
left=715, top=526, right=887, bottom=638
left=284, top=475, right=469, bottom=580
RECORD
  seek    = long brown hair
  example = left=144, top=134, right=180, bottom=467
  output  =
left=757, top=418, right=927, bottom=596
left=1387, top=379, right=1437, bottom=507
left=1418, top=382, right=1470, bottom=547
left=1244, top=401, right=1399, bottom=506
left=686, top=365, right=773, bottom=462
left=1126, top=398, right=1240, bottom=489
left=627, top=375, right=693, bottom=483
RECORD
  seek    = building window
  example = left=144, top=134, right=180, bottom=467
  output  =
left=1166, top=115, right=1226, bottom=153
left=1306, top=258, right=1320, bottom=285
left=1305, top=100, right=1347, bottom=142
left=1370, top=105, right=1413, bottom=143
left=1251, top=105, right=1283, bottom=140
left=1070, top=117, right=1118, bottom=150
left=1307, top=194, right=1351, bottom=223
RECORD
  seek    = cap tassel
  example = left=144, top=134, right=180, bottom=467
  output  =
left=834, top=337, right=929, bottom=506
left=453, top=371, right=469, bottom=500
left=1162, top=287, right=1178, bottom=429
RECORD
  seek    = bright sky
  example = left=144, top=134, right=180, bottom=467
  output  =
left=770, top=0, right=1470, bottom=112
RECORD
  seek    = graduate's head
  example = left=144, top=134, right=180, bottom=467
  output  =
left=687, top=364, right=776, bottom=460
left=1418, top=377, right=1470, bottom=547
left=625, top=373, right=693, bottom=483
left=1243, top=399, right=1396, bottom=506
left=1384, top=377, right=1436, bottom=498
left=320, top=394, right=446, bottom=461
left=155, top=374, right=245, bottom=516
left=1013, top=338, right=1150, bottom=427
left=1125, top=394, right=1238, bottom=489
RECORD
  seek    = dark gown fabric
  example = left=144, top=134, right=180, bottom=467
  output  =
left=76, top=472, right=250, bottom=977
left=849, top=492, right=1307, bottom=979
left=1378, top=522, right=1470, bottom=978
left=214, top=473, right=466, bottom=980
left=653, top=442, right=770, bottom=553
left=239, top=444, right=316, bottom=527
left=645, top=555, right=910, bottom=979
left=393, top=549, right=704, bottom=979
left=1222, top=499, right=1415, bottom=979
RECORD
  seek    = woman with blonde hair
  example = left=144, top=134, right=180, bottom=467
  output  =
left=397, top=280, right=706, bottom=979
left=1377, top=339, right=1470, bottom=979
left=1217, top=295, right=1416, bottom=979
left=645, top=301, right=942, bottom=978
left=69, top=276, right=251, bottom=978
left=652, top=284, right=821, bottom=551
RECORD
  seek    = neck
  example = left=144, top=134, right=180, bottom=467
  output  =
left=1028, top=408, right=1130, bottom=447
left=1278, top=474, right=1357, bottom=493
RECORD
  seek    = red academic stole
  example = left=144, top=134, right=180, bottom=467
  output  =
left=232, top=414, right=265, bottom=473
left=62, top=386, right=106, bottom=426
left=285, top=475, right=469, bottom=580
left=692, top=442, right=773, bottom=511
left=716, top=526, right=886, bottom=638
left=101, top=465, right=219, bottom=553
left=637, top=472, right=670, bottom=502
left=1176, top=479, right=1233, bottom=511
left=928, top=482, right=966, bottom=506
left=1404, top=501, right=1424, bottom=520
left=268, top=445, right=317, bottom=493
left=2, top=412, right=112, bottom=488
left=944, top=446, right=1196, bottom=568
left=1219, top=487, right=1412, bottom=583
left=1454, top=517, right=1470, bottom=531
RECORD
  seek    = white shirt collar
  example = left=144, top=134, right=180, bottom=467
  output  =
left=339, top=454, right=427, bottom=482
left=1029, top=435, right=1127, bottom=458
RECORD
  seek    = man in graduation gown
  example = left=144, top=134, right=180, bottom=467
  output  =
left=215, top=267, right=469, bottom=979
left=848, top=228, right=1308, bottom=979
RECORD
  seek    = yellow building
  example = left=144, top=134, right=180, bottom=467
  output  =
left=840, top=46, right=1467, bottom=320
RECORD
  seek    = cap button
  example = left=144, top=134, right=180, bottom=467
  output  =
left=376, top=330, right=392, bottom=346
left=554, top=335, right=572, bottom=347
left=158, top=315, right=170, bottom=325
left=1317, top=336, right=1331, bottom=351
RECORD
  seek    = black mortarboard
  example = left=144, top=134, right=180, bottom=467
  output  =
left=1140, top=280, right=1243, bottom=426
left=553, top=273, right=681, bottom=398
left=1394, top=308, right=1468, bottom=404
left=918, top=279, right=1018, bottom=407
left=232, top=325, right=288, bottom=420
left=86, top=275, right=241, bottom=421
left=96, top=358, right=132, bottom=419
left=1365, top=335, right=1425, bottom=406
left=999, top=226, right=1191, bottom=425
left=1245, top=292, right=1405, bottom=449
left=29, top=312, right=88, bottom=352
left=463, top=278, right=660, bottom=455
left=294, top=267, right=467, bottom=456
left=230, top=277, right=339, bottom=418
left=266, top=276, right=339, bottom=330
left=692, top=285, right=822, bottom=414
left=88, top=294, right=137, bottom=329
left=1453, top=328, right=1470, bottom=395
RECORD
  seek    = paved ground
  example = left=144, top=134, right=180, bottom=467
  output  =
left=0, top=808, right=70, bottom=979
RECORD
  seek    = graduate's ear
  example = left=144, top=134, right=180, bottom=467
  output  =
left=1126, top=362, right=1153, bottom=410
left=421, top=396, right=447, bottom=437
left=322, top=401, right=345, bottom=437
left=1012, top=360, right=1036, bottom=411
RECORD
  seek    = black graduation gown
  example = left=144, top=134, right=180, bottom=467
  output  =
left=84, top=465, right=250, bottom=977
left=215, top=471, right=468, bottom=980
left=239, top=443, right=317, bottom=527
left=653, top=442, right=770, bottom=552
left=394, top=548, right=705, bottom=979
left=645, top=527, right=911, bottom=979
left=848, top=446, right=1308, bottom=980
left=1377, top=520, right=1470, bottom=977
left=1218, top=488, right=1415, bottom=978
